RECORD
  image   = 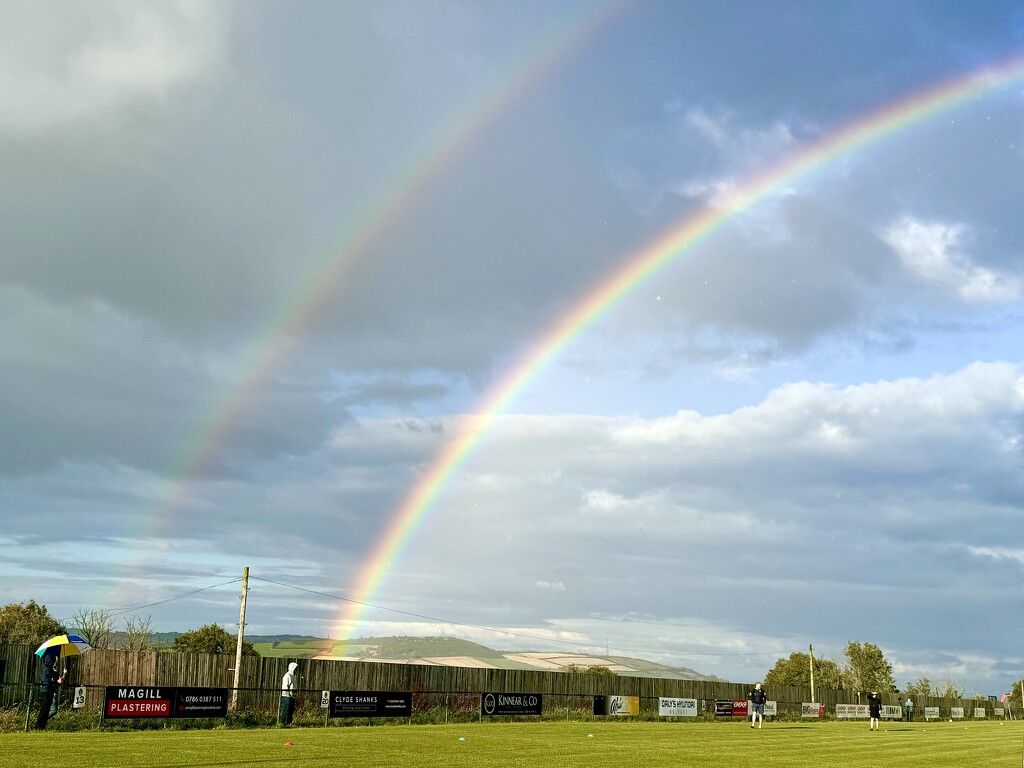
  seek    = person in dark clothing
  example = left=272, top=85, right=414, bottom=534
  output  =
left=749, top=682, right=768, bottom=729
left=867, top=691, right=882, bottom=731
left=36, top=654, right=65, bottom=730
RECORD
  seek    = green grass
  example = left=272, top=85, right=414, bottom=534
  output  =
left=0, top=720, right=1020, bottom=768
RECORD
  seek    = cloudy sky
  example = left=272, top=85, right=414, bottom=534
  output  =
left=3, top=0, right=1023, bottom=695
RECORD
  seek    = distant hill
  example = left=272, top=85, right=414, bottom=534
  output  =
left=249, top=634, right=718, bottom=681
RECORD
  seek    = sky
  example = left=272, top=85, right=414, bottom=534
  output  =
left=2, top=0, right=1023, bottom=696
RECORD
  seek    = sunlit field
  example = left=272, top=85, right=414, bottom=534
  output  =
left=1, top=720, right=1020, bottom=768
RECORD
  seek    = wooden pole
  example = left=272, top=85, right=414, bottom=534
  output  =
left=809, top=644, right=816, bottom=704
left=230, top=567, right=249, bottom=712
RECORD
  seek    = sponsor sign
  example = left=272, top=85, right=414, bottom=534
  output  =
left=73, top=686, right=87, bottom=709
left=924, top=707, right=939, bottom=720
left=732, top=700, right=749, bottom=717
left=482, top=692, right=542, bottom=717
left=658, top=697, right=698, bottom=717
left=327, top=691, right=412, bottom=718
left=801, top=703, right=825, bottom=718
left=836, top=704, right=869, bottom=719
left=994, top=708, right=1004, bottom=717
left=593, top=695, right=639, bottom=716
left=173, top=687, right=229, bottom=718
left=764, top=701, right=777, bottom=716
left=104, top=687, right=173, bottom=718
left=104, top=686, right=229, bottom=719
left=714, top=699, right=734, bottom=717
left=974, top=707, right=986, bottom=719
left=881, top=705, right=902, bottom=719
left=951, top=707, right=964, bottom=719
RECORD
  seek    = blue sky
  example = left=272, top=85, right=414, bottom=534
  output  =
left=2, top=0, right=1023, bottom=696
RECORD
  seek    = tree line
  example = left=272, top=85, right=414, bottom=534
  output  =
left=763, top=642, right=967, bottom=699
left=0, top=600, right=257, bottom=656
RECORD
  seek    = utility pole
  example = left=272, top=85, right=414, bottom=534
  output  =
left=231, top=566, right=249, bottom=712
left=809, top=644, right=816, bottom=704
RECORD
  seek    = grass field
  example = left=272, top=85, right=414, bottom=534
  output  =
left=1, top=720, right=1021, bottom=768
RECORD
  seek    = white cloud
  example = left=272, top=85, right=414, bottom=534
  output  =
left=883, top=216, right=1021, bottom=303
left=967, top=546, right=1024, bottom=566
left=0, top=0, right=231, bottom=136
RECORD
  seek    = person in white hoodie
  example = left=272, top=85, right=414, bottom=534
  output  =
left=279, top=662, right=299, bottom=725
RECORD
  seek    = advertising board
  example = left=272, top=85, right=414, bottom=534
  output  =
left=658, top=697, right=698, bottom=717
left=482, top=692, right=542, bottom=716
left=836, top=704, right=869, bottom=718
left=104, top=686, right=229, bottom=719
left=801, top=702, right=825, bottom=718
left=593, top=695, right=639, bottom=716
left=327, top=691, right=412, bottom=718
left=104, top=687, right=173, bottom=718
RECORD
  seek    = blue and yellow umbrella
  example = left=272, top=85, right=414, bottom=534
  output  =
left=35, top=634, right=92, bottom=658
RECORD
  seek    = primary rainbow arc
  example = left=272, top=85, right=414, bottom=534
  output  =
left=331, top=54, right=1024, bottom=640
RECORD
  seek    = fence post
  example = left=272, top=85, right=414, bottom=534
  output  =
left=24, top=683, right=33, bottom=732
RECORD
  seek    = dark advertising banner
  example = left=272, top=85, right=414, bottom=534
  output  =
left=482, top=692, right=543, bottom=716
left=0, top=659, right=5, bottom=684
left=327, top=690, right=413, bottom=718
left=173, top=687, right=229, bottom=718
left=104, top=686, right=174, bottom=718
left=714, top=699, right=734, bottom=717
left=104, top=687, right=229, bottom=718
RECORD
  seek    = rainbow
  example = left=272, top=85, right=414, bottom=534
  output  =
left=104, top=0, right=629, bottom=604
left=331, top=54, right=1024, bottom=639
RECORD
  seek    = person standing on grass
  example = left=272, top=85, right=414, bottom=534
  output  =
left=904, top=696, right=913, bottom=721
left=749, top=682, right=767, bottom=729
left=279, top=662, right=299, bottom=726
left=867, top=691, right=882, bottom=731
left=35, top=654, right=65, bottom=730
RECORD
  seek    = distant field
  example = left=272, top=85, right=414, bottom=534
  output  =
left=2, top=720, right=1020, bottom=768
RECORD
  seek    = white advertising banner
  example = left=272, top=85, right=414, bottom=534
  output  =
left=951, top=707, right=964, bottom=719
left=801, top=703, right=825, bottom=718
left=924, top=707, right=939, bottom=720
left=658, top=697, right=698, bottom=717
left=836, top=704, right=869, bottom=718
left=764, top=701, right=777, bottom=716
left=974, top=707, right=986, bottom=719
left=881, top=705, right=902, bottom=719
left=994, top=708, right=1004, bottom=717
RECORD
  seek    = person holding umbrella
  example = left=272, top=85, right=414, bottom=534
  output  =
left=34, top=633, right=91, bottom=730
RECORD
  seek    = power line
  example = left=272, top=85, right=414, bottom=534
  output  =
left=249, top=575, right=792, bottom=659
left=59, top=578, right=242, bottom=623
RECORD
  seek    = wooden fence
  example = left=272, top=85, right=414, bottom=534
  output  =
left=0, top=642, right=1008, bottom=718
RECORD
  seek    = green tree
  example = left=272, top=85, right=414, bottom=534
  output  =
left=172, top=624, right=258, bottom=656
left=842, top=641, right=896, bottom=693
left=0, top=600, right=66, bottom=647
left=905, top=678, right=932, bottom=697
left=563, top=664, right=617, bottom=676
left=934, top=679, right=963, bottom=699
left=1008, top=680, right=1022, bottom=706
left=764, top=652, right=842, bottom=689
